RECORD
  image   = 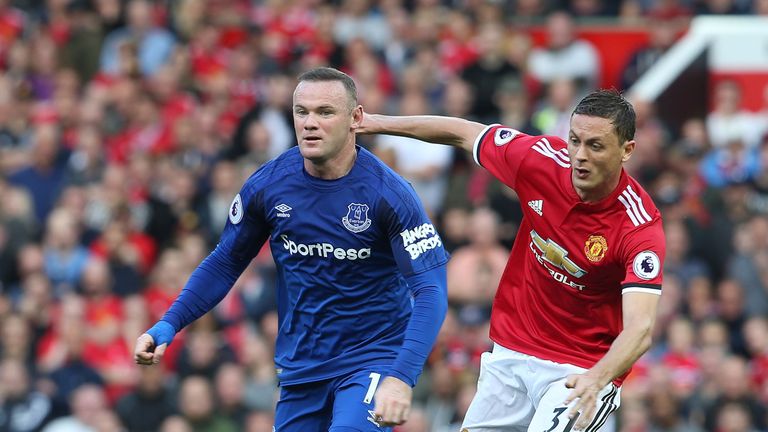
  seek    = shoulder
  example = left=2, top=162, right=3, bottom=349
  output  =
left=240, top=147, right=302, bottom=196
left=615, top=176, right=661, bottom=229
left=356, top=147, right=415, bottom=198
left=528, top=134, right=570, bottom=165
left=508, top=131, right=571, bottom=171
left=613, top=178, right=665, bottom=255
left=356, top=148, right=431, bottom=220
left=485, top=125, right=567, bottom=153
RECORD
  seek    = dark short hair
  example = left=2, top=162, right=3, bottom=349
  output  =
left=572, top=89, right=636, bottom=144
left=296, top=67, right=358, bottom=108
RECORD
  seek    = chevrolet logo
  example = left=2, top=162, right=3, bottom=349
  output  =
left=530, top=230, right=586, bottom=278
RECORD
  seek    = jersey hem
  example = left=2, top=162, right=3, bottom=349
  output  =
left=277, top=362, right=394, bottom=387
left=489, top=335, right=627, bottom=386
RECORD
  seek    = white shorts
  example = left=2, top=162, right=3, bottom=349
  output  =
left=461, top=344, right=621, bottom=432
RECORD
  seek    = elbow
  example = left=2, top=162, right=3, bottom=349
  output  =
left=411, top=282, right=448, bottom=321
left=432, top=285, right=449, bottom=324
left=639, top=331, right=653, bottom=354
left=437, top=292, right=449, bottom=319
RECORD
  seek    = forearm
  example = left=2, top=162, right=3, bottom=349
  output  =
left=361, top=114, right=486, bottom=153
left=388, top=265, right=448, bottom=386
left=585, top=325, right=653, bottom=387
left=159, top=247, right=250, bottom=332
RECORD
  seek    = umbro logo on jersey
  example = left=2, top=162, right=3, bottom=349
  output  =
left=275, top=203, right=292, bottom=218
left=528, top=200, right=543, bottom=216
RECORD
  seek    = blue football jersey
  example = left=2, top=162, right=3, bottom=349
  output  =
left=218, top=146, right=449, bottom=385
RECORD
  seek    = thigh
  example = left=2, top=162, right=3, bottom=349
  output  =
left=461, top=349, right=535, bottom=432
left=275, top=381, right=332, bottom=432
left=330, top=368, right=393, bottom=432
left=528, top=379, right=621, bottom=432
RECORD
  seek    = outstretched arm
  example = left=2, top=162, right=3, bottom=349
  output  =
left=135, top=187, right=269, bottom=366
left=358, top=113, right=488, bottom=154
left=563, top=291, right=659, bottom=429
left=134, top=247, right=252, bottom=365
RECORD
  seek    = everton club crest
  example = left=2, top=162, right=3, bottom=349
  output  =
left=342, top=203, right=372, bottom=233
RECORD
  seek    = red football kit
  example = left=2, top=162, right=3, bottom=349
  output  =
left=473, top=125, right=665, bottom=385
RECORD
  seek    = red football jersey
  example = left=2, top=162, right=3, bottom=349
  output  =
left=473, top=125, right=665, bottom=384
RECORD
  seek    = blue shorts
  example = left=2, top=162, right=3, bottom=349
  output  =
left=274, top=367, right=393, bottom=432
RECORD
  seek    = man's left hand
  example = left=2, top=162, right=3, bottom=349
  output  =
left=373, top=376, right=412, bottom=426
left=563, top=373, right=603, bottom=430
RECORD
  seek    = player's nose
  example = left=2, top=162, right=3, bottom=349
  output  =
left=303, top=113, right=320, bottom=129
left=574, top=144, right=589, bottom=162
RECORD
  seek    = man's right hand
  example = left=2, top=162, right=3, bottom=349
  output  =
left=133, top=333, right=166, bottom=365
left=133, top=333, right=168, bottom=365
left=134, top=321, right=175, bottom=365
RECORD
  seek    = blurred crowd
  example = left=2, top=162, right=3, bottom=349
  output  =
left=0, top=0, right=767, bottom=431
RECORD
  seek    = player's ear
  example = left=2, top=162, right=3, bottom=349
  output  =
left=351, top=104, right=363, bottom=130
left=621, top=139, right=636, bottom=163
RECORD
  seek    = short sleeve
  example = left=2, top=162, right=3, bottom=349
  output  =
left=379, top=187, right=450, bottom=276
left=473, top=125, right=563, bottom=189
left=620, top=220, right=666, bottom=295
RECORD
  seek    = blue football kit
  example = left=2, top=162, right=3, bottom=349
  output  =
left=148, top=146, right=449, bottom=431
